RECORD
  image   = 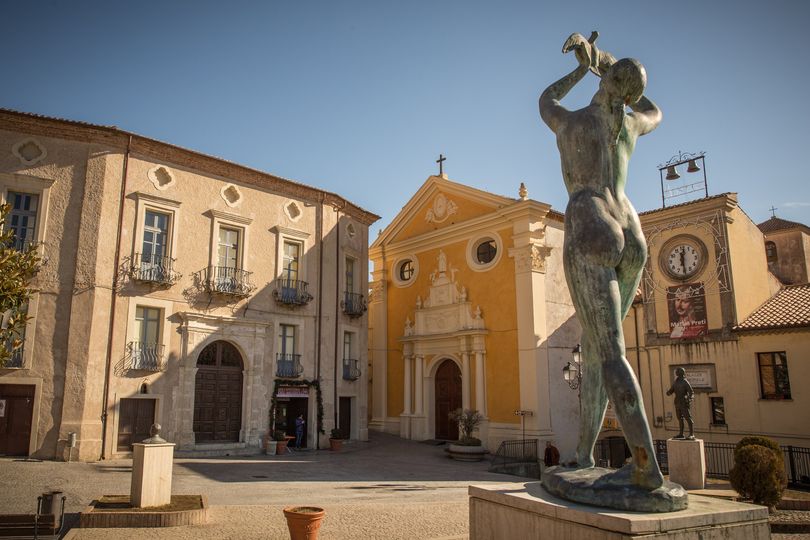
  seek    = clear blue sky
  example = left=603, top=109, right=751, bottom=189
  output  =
left=2, top=1, right=808, bottom=233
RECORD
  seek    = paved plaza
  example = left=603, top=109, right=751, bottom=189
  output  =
left=1, top=432, right=806, bottom=539
left=0, top=432, right=516, bottom=539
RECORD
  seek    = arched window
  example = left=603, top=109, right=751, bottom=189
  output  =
left=765, top=241, right=778, bottom=263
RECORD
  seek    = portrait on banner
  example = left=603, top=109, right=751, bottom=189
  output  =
left=667, top=283, right=707, bottom=339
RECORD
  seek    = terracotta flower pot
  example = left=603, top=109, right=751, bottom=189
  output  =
left=277, top=439, right=289, bottom=455
left=283, top=506, right=325, bottom=540
left=329, top=438, right=342, bottom=451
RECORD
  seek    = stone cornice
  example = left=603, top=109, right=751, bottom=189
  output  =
left=0, top=108, right=379, bottom=226
left=639, top=193, right=738, bottom=228
left=204, top=209, right=253, bottom=225
left=370, top=200, right=554, bottom=260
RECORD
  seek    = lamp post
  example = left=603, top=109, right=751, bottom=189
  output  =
left=563, top=344, right=582, bottom=392
left=514, top=409, right=534, bottom=460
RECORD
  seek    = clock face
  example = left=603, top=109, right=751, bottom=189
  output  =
left=667, top=244, right=701, bottom=278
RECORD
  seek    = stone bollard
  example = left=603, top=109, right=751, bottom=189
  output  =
left=666, top=438, right=706, bottom=490
left=130, top=424, right=175, bottom=508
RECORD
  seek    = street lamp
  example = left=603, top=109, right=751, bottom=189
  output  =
left=563, top=344, right=582, bottom=391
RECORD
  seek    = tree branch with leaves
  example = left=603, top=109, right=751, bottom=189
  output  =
left=0, top=203, right=41, bottom=367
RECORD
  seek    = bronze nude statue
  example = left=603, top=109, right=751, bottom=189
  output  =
left=539, top=32, right=687, bottom=512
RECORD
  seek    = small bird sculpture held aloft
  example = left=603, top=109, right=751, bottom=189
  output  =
left=561, top=31, right=617, bottom=77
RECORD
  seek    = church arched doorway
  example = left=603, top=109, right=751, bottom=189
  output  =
left=193, top=340, right=243, bottom=442
left=434, top=359, right=461, bottom=440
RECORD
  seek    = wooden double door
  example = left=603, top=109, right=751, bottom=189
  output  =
left=117, top=398, right=156, bottom=451
left=194, top=341, right=243, bottom=443
left=434, top=360, right=461, bottom=441
left=0, top=384, right=34, bottom=456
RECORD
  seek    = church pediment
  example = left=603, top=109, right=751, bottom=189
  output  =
left=373, top=175, right=515, bottom=247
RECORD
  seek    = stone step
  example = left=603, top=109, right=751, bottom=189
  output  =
left=174, top=444, right=261, bottom=458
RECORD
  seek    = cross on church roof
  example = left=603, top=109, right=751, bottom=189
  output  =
left=436, top=154, right=446, bottom=175
left=769, top=206, right=778, bottom=218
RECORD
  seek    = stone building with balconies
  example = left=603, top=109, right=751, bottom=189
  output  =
left=0, top=108, right=377, bottom=460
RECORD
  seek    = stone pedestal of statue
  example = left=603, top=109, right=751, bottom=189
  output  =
left=131, top=442, right=175, bottom=508
left=666, top=438, right=706, bottom=490
left=469, top=482, right=769, bottom=540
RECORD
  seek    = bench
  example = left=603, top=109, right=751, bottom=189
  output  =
left=0, top=496, right=65, bottom=540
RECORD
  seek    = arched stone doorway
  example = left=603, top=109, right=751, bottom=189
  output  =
left=193, top=340, right=243, bottom=442
left=434, top=359, right=461, bottom=440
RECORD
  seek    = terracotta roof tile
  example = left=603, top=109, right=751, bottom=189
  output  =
left=758, top=216, right=809, bottom=234
left=735, top=284, right=810, bottom=331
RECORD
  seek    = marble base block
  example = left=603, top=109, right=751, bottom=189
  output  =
left=469, top=482, right=769, bottom=540
left=667, top=438, right=706, bottom=490
left=131, top=442, right=175, bottom=508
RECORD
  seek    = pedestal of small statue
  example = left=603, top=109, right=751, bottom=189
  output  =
left=130, top=442, right=175, bottom=508
left=666, top=438, right=706, bottom=490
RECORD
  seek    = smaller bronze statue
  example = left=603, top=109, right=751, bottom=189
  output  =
left=666, top=368, right=695, bottom=440
left=142, top=423, right=167, bottom=444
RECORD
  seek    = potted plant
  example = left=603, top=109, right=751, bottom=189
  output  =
left=264, top=431, right=278, bottom=455
left=329, top=428, right=343, bottom=451
left=447, top=408, right=487, bottom=461
left=283, top=505, right=325, bottom=540
left=274, top=429, right=290, bottom=455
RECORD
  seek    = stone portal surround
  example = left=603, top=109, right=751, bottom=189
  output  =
left=175, top=313, right=271, bottom=449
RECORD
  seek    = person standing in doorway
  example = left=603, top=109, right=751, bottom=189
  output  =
left=544, top=441, right=560, bottom=467
left=295, top=414, right=305, bottom=448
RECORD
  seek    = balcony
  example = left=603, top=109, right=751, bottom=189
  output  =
left=276, top=353, right=303, bottom=378
left=203, top=265, right=255, bottom=297
left=273, top=279, right=313, bottom=307
left=341, top=292, right=366, bottom=318
left=130, top=253, right=181, bottom=286
left=342, top=358, right=361, bottom=381
left=127, top=342, right=166, bottom=372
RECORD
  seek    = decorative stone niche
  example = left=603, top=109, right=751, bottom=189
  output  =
left=220, top=184, right=243, bottom=208
left=284, top=200, right=302, bottom=222
left=147, top=166, right=176, bottom=191
left=346, top=222, right=356, bottom=238
left=12, top=138, right=47, bottom=166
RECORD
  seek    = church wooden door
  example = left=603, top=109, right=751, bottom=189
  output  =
left=434, top=360, right=461, bottom=440
left=194, top=341, right=243, bottom=443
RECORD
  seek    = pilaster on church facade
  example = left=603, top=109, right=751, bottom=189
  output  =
left=368, top=175, right=579, bottom=453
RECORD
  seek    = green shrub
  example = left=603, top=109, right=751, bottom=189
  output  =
left=729, top=444, right=786, bottom=510
left=735, top=436, right=782, bottom=458
left=449, top=408, right=483, bottom=441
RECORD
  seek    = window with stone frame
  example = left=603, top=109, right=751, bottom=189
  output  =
left=6, top=192, right=38, bottom=251
left=757, top=351, right=791, bottom=400
left=710, top=396, right=726, bottom=425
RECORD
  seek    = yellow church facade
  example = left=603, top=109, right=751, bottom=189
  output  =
left=368, top=175, right=581, bottom=452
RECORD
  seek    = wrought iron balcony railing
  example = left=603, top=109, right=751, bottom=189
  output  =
left=127, top=341, right=166, bottom=372
left=341, top=292, right=366, bottom=318
left=342, top=358, right=361, bottom=381
left=273, top=279, right=313, bottom=306
left=130, top=253, right=182, bottom=285
left=276, top=353, right=303, bottom=378
left=203, top=265, right=255, bottom=297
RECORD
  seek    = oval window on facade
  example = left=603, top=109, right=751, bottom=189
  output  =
left=476, top=239, right=497, bottom=264
left=399, top=260, right=414, bottom=281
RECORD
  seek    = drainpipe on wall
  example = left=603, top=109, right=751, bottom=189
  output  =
left=99, top=135, right=132, bottom=460
left=315, top=193, right=324, bottom=450
left=333, top=205, right=342, bottom=432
